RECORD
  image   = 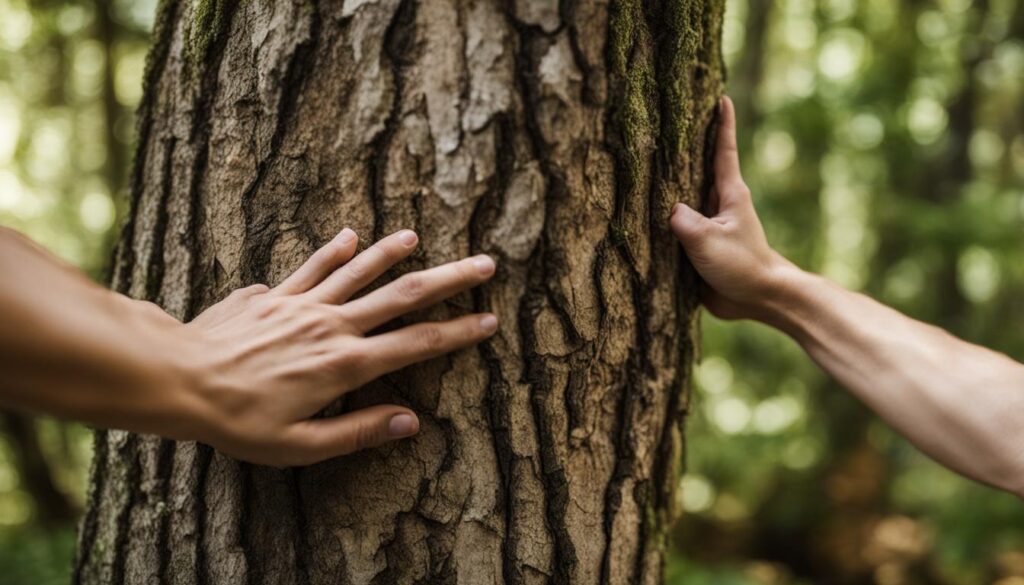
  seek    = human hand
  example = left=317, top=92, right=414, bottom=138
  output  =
left=670, top=96, right=796, bottom=321
left=181, top=228, right=497, bottom=466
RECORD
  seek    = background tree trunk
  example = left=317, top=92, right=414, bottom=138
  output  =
left=75, top=1, right=724, bottom=583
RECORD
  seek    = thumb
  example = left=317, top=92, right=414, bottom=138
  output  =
left=671, top=203, right=715, bottom=251
left=284, top=405, right=420, bottom=465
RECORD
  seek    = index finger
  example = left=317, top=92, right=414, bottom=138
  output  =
left=271, top=228, right=358, bottom=296
left=307, top=230, right=419, bottom=304
left=338, top=255, right=496, bottom=332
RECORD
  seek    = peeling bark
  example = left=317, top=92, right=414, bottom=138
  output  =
left=76, top=1, right=724, bottom=583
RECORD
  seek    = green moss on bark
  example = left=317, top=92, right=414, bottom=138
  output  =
left=606, top=0, right=726, bottom=568
left=186, top=0, right=235, bottom=71
left=608, top=0, right=658, bottom=181
left=609, top=0, right=726, bottom=166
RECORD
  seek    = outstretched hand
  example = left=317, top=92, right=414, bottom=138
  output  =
left=670, top=96, right=794, bottom=321
left=183, top=229, right=497, bottom=466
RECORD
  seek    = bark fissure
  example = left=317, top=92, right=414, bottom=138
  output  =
left=79, top=1, right=724, bottom=582
left=110, top=0, right=179, bottom=295
left=507, top=15, right=578, bottom=583
left=193, top=445, right=214, bottom=585
left=73, top=430, right=108, bottom=584
left=145, top=137, right=176, bottom=303
left=469, top=106, right=519, bottom=584
left=110, top=437, right=143, bottom=585
left=154, top=440, right=176, bottom=585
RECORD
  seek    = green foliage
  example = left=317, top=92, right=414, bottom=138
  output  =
left=677, top=0, right=1024, bottom=582
left=0, top=528, right=76, bottom=585
left=0, top=0, right=154, bottom=579
left=0, top=0, right=1022, bottom=583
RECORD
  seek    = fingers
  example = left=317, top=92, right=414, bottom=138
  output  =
left=284, top=405, right=419, bottom=463
left=671, top=203, right=717, bottom=252
left=715, top=96, right=743, bottom=189
left=354, top=313, right=498, bottom=382
left=713, top=96, right=755, bottom=214
left=307, top=230, right=419, bottom=304
left=272, top=228, right=358, bottom=296
left=338, top=254, right=496, bottom=332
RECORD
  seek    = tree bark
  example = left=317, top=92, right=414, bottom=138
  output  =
left=75, top=1, right=724, bottom=583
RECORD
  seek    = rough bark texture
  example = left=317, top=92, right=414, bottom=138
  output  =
left=75, top=1, right=724, bottom=583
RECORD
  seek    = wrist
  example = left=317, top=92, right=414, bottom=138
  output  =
left=166, top=326, right=221, bottom=444
left=121, top=297, right=217, bottom=443
left=752, top=258, right=819, bottom=336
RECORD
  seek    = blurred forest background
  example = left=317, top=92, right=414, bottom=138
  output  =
left=0, top=0, right=1021, bottom=583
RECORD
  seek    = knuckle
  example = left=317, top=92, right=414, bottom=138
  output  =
left=455, top=261, right=478, bottom=283
left=300, top=313, right=328, bottom=336
left=728, top=183, right=751, bottom=200
left=336, top=344, right=368, bottom=373
left=253, top=297, right=278, bottom=317
left=379, top=239, right=406, bottom=261
left=255, top=295, right=291, bottom=317
left=721, top=222, right=743, bottom=238
left=323, top=307, right=349, bottom=329
left=246, top=283, right=270, bottom=295
left=395, top=274, right=425, bottom=300
left=321, top=241, right=352, bottom=265
left=352, top=420, right=383, bottom=453
left=343, top=258, right=369, bottom=281
left=417, top=326, right=445, bottom=353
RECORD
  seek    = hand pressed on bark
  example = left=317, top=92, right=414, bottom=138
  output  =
left=181, top=229, right=499, bottom=466
left=0, top=226, right=498, bottom=467
left=669, top=95, right=1024, bottom=497
left=670, top=96, right=796, bottom=322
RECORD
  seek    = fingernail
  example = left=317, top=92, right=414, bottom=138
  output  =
left=479, top=314, right=498, bottom=335
left=335, top=228, right=355, bottom=243
left=472, top=254, right=495, bottom=276
left=388, top=414, right=419, bottom=438
left=398, top=230, right=418, bottom=246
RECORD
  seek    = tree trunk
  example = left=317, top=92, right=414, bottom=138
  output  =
left=75, top=1, right=724, bottom=583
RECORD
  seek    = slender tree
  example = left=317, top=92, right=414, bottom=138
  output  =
left=75, top=1, right=724, bottom=583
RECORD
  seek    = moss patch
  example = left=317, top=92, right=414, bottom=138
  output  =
left=186, top=0, right=236, bottom=71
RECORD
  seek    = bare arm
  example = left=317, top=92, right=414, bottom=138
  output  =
left=671, top=97, right=1024, bottom=496
left=0, top=226, right=498, bottom=466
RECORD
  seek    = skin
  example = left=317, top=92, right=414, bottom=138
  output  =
left=3, top=98, right=1022, bottom=496
left=0, top=227, right=497, bottom=466
left=672, top=96, right=1024, bottom=497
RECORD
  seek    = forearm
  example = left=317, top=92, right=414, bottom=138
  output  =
left=0, top=228, right=204, bottom=438
left=764, top=267, right=1024, bottom=495
left=1, top=225, right=500, bottom=465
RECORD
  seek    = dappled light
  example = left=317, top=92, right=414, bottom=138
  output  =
left=0, top=0, right=1022, bottom=583
left=679, top=0, right=1024, bottom=582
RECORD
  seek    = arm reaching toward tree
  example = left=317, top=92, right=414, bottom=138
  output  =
left=672, top=96, right=1024, bottom=497
left=0, top=226, right=497, bottom=466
